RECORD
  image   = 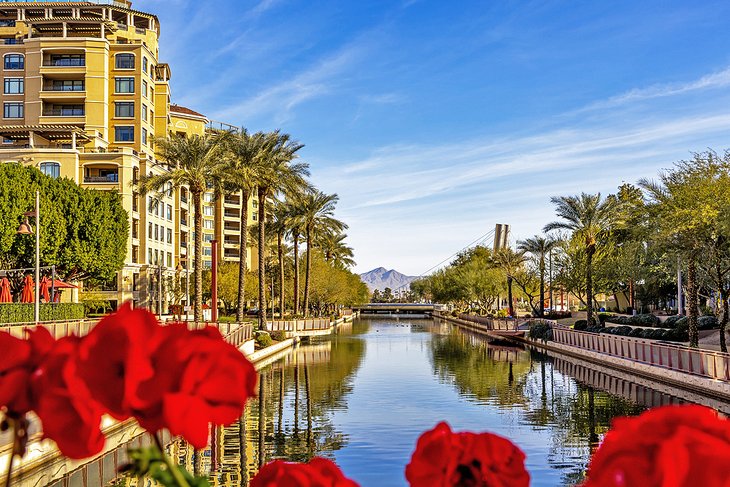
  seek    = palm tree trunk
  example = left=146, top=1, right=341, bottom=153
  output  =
left=192, top=190, right=203, bottom=323
left=303, top=226, right=312, bottom=317
left=507, top=276, right=514, bottom=317
left=687, top=255, right=699, bottom=348
left=278, top=230, right=284, bottom=318
left=539, top=258, right=545, bottom=317
left=586, top=246, right=595, bottom=326
left=293, top=235, right=300, bottom=315
left=236, top=189, right=249, bottom=322
left=720, top=288, right=728, bottom=353
left=258, top=187, right=267, bottom=331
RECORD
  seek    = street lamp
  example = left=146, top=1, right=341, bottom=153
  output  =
left=17, top=190, right=40, bottom=324
left=176, top=258, right=190, bottom=320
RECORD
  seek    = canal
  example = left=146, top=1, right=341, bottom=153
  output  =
left=164, top=316, right=720, bottom=487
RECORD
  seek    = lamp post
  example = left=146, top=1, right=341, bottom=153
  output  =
left=17, top=190, right=40, bottom=324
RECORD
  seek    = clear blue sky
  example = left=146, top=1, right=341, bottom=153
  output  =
left=138, top=0, right=730, bottom=276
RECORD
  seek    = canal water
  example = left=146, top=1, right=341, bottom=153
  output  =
left=171, top=317, right=701, bottom=487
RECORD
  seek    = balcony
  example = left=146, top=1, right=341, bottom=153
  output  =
left=44, top=58, right=86, bottom=67
left=42, top=106, right=85, bottom=117
left=224, top=237, right=240, bottom=246
left=224, top=196, right=240, bottom=205
left=83, top=164, right=119, bottom=185
left=224, top=222, right=238, bottom=231
left=223, top=210, right=240, bottom=219
left=84, top=173, right=118, bottom=183
left=0, top=20, right=16, bottom=28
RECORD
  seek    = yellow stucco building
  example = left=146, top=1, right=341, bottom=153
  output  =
left=0, top=0, right=256, bottom=311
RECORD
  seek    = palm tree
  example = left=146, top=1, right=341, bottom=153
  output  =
left=139, top=133, right=226, bottom=323
left=218, top=129, right=267, bottom=322
left=492, top=248, right=526, bottom=317
left=544, top=193, right=620, bottom=326
left=284, top=198, right=306, bottom=315
left=254, top=131, right=309, bottom=329
left=299, top=190, right=346, bottom=316
left=318, top=231, right=355, bottom=269
left=517, top=235, right=557, bottom=317
left=270, top=199, right=290, bottom=318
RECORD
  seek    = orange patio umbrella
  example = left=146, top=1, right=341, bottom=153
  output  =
left=0, top=277, right=11, bottom=303
left=39, top=276, right=50, bottom=303
left=20, top=275, right=34, bottom=304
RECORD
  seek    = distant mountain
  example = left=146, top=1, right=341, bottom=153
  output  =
left=359, top=267, right=418, bottom=292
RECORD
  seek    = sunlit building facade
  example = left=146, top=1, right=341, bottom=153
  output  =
left=0, top=0, right=255, bottom=311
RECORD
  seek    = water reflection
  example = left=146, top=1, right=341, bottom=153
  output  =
left=111, top=318, right=719, bottom=487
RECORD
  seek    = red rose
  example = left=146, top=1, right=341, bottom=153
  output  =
left=32, top=335, right=105, bottom=459
left=134, top=324, right=258, bottom=448
left=0, top=327, right=54, bottom=415
left=75, top=302, right=159, bottom=419
left=405, top=422, right=529, bottom=487
left=251, top=458, right=359, bottom=487
left=583, top=404, right=730, bottom=487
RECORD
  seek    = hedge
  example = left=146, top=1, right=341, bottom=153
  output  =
left=528, top=321, right=553, bottom=341
left=0, top=303, right=85, bottom=323
left=599, top=313, right=660, bottom=327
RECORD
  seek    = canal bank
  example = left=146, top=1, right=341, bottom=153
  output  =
left=1, top=312, right=359, bottom=487
left=432, top=312, right=730, bottom=405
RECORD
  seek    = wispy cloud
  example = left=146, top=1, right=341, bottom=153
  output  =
left=210, top=41, right=368, bottom=124
left=573, top=65, right=730, bottom=114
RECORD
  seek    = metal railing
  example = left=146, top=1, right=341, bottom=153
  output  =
left=456, top=313, right=528, bottom=331
left=2, top=319, right=97, bottom=340
left=551, top=326, right=730, bottom=381
left=43, top=59, right=85, bottom=67
left=206, top=120, right=240, bottom=133
left=268, top=318, right=331, bottom=332
left=84, top=174, right=118, bottom=183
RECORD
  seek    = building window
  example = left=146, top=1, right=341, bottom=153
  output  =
left=204, top=193, right=213, bottom=203
left=204, top=234, right=213, bottom=242
left=253, top=200, right=258, bottom=208
left=154, top=224, right=159, bottom=241
left=4, top=54, right=23, bottom=70
left=142, top=56, right=148, bottom=74
left=50, top=79, right=84, bottom=91
left=148, top=222, right=152, bottom=238
left=252, top=214, right=257, bottom=221
left=167, top=252, right=172, bottom=267
left=115, top=53, right=134, bottom=69
left=142, top=80, right=148, bottom=97
left=114, top=102, right=134, bottom=118
left=166, top=204, right=172, bottom=220
left=132, top=272, right=139, bottom=290
left=203, top=248, right=212, bottom=256
left=142, top=104, right=147, bottom=122
left=132, top=246, right=139, bottom=264
left=4, top=78, right=22, bottom=94
left=203, top=220, right=213, bottom=229
left=115, top=77, right=134, bottom=93
left=3, top=102, right=22, bottom=118
left=39, top=161, right=60, bottom=178
left=141, top=128, right=147, bottom=145
left=114, top=126, right=134, bottom=142
left=45, top=104, right=83, bottom=116
left=203, top=205, right=213, bottom=216
left=148, top=248, right=153, bottom=264
left=154, top=249, right=159, bottom=265
left=166, top=228, right=172, bottom=243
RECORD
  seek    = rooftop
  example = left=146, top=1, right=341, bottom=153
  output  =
left=170, top=104, right=207, bottom=120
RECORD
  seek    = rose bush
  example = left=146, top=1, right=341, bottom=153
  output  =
left=582, top=404, right=730, bottom=487
left=405, top=421, right=530, bottom=487
left=251, top=458, right=359, bottom=487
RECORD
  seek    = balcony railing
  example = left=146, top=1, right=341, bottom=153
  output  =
left=44, top=58, right=85, bottom=67
left=43, top=108, right=84, bottom=116
left=223, top=211, right=240, bottom=218
left=84, top=174, right=118, bottom=183
left=180, top=218, right=187, bottom=226
left=42, top=85, right=84, bottom=92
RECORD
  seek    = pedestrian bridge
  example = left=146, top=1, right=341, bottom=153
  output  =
left=352, top=303, right=444, bottom=315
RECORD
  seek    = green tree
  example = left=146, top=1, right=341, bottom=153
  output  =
left=254, top=131, right=308, bottom=329
left=517, top=235, right=557, bottom=317
left=640, top=151, right=730, bottom=347
left=0, top=164, right=127, bottom=282
left=491, top=248, right=527, bottom=317
left=544, top=193, right=621, bottom=326
left=139, top=133, right=226, bottom=323
left=317, top=231, right=355, bottom=269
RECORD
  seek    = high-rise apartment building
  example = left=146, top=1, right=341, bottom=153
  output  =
left=0, top=0, right=256, bottom=312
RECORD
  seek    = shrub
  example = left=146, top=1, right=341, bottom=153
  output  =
left=544, top=310, right=572, bottom=319
left=573, top=319, right=588, bottom=330
left=255, top=332, right=273, bottom=348
left=630, top=313, right=661, bottom=327
left=0, top=303, right=85, bottom=323
left=585, top=325, right=604, bottom=333
left=698, top=315, right=719, bottom=330
left=528, top=321, right=553, bottom=341
left=270, top=330, right=286, bottom=341
left=663, top=315, right=682, bottom=327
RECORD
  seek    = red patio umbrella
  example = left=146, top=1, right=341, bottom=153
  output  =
left=20, top=275, right=34, bottom=304
left=0, top=277, right=11, bottom=303
left=39, top=276, right=50, bottom=303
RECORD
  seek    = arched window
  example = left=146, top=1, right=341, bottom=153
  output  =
left=39, top=162, right=60, bottom=178
left=4, top=54, right=23, bottom=70
left=115, top=53, right=134, bottom=69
